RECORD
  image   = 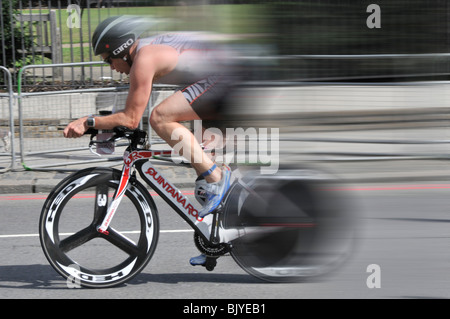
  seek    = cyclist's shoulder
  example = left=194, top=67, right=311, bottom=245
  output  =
left=135, top=40, right=179, bottom=64
left=139, top=32, right=218, bottom=50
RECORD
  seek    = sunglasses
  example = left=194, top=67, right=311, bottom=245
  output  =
left=103, top=55, right=113, bottom=65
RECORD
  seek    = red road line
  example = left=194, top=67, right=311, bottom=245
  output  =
left=324, top=184, right=450, bottom=192
left=0, top=191, right=195, bottom=201
left=0, top=184, right=449, bottom=201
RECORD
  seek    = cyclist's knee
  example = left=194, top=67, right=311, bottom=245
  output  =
left=149, top=106, right=164, bottom=131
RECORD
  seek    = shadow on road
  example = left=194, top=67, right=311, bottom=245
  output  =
left=0, top=264, right=63, bottom=290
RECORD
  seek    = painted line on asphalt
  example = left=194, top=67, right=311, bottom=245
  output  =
left=2, top=183, right=449, bottom=239
left=0, top=229, right=194, bottom=239
left=2, top=183, right=450, bottom=202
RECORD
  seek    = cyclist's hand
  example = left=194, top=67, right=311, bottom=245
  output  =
left=63, top=117, right=88, bottom=138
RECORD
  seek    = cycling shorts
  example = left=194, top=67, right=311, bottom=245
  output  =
left=181, top=75, right=232, bottom=121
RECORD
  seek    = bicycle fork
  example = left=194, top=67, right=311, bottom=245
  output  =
left=96, top=164, right=133, bottom=235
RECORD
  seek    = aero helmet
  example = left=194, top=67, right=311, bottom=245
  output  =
left=92, top=15, right=154, bottom=59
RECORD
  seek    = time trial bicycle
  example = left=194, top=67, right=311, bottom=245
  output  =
left=39, top=126, right=355, bottom=288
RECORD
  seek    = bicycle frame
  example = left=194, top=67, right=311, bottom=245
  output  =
left=95, top=148, right=242, bottom=245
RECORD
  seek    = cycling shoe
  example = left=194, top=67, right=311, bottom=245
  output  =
left=197, top=164, right=231, bottom=217
left=189, top=254, right=207, bottom=266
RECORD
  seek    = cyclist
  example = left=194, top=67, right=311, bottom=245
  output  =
left=63, top=15, right=233, bottom=266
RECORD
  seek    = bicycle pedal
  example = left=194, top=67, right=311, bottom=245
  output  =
left=204, top=256, right=218, bottom=271
left=189, top=255, right=218, bottom=271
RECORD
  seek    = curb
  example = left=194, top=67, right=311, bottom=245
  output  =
left=0, top=170, right=198, bottom=194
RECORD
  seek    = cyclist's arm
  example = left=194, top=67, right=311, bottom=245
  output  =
left=63, top=45, right=178, bottom=137
left=94, top=61, right=154, bottom=130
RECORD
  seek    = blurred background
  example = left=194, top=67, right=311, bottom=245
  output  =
left=1, top=0, right=450, bottom=177
left=2, top=0, right=449, bottom=84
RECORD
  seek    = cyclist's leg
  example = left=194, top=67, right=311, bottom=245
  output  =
left=149, top=91, right=223, bottom=183
left=151, top=90, right=232, bottom=210
left=150, top=88, right=231, bottom=266
left=182, top=76, right=233, bottom=216
left=184, top=77, right=233, bottom=215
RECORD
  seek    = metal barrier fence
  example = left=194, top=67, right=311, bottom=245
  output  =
left=0, top=66, right=16, bottom=170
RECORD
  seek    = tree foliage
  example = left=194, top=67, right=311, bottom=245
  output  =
left=1, top=0, right=33, bottom=69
